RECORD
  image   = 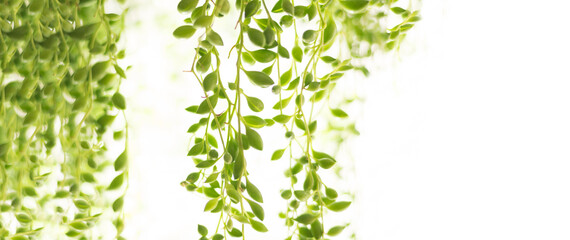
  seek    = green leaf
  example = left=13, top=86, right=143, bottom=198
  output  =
left=187, top=142, right=204, bottom=156
left=246, top=199, right=265, bottom=220
left=391, top=7, right=407, bottom=14
left=23, top=187, right=38, bottom=197
left=271, top=149, right=285, bottom=160
left=292, top=45, right=303, bottom=62
left=196, top=160, right=216, bottom=168
left=244, top=71, right=274, bottom=88
left=245, top=95, right=264, bottom=112
left=250, top=219, right=268, bottom=232
left=294, top=190, right=309, bottom=201
left=281, top=189, right=292, bottom=199
left=318, top=158, right=336, bottom=169
left=233, top=214, right=249, bottom=224
left=233, top=151, right=245, bottom=179
left=74, top=199, right=90, bottom=209
left=114, top=64, right=127, bottom=78
left=330, top=108, right=348, bottom=118
left=113, top=197, right=124, bottom=212
left=203, top=70, right=218, bottom=92
left=196, top=95, right=218, bottom=114
left=207, top=134, right=218, bottom=148
left=91, top=60, right=110, bottom=80
left=226, top=187, right=241, bottom=202
left=213, top=234, right=224, bottom=240
left=69, top=23, right=99, bottom=40
left=303, top=172, right=314, bottom=191
left=250, top=50, right=277, bottom=63
left=294, top=213, right=317, bottom=225
left=70, top=221, right=89, bottom=230
left=325, top=187, right=338, bottom=199
left=323, top=18, right=337, bottom=45
left=307, top=3, right=317, bottom=20
left=247, top=28, right=265, bottom=47
left=242, top=51, right=256, bottom=65
left=293, top=5, right=306, bottom=18
left=178, top=0, right=198, bottom=12
left=205, top=171, right=219, bottom=183
left=114, top=150, right=128, bottom=171
left=243, top=115, right=267, bottom=128
left=0, top=143, right=9, bottom=157
left=262, top=65, right=273, bottom=75
left=108, top=173, right=124, bottom=190
left=196, top=53, right=212, bottom=73
left=206, top=30, right=224, bottom=46
left=16, top=213, right=32, bottom=223
left=173, top=25, right=197, bottom=38
left=339, top=0, right=369, bottom=11
left=308, top=120, right=317, bottom=133
left=194, top=16, right=214, bottom=28
left=246, top=180, right=263, bottom=203
left=282, top=0, right=293, bottom=14
left=244, top=0, right=260, bottom=18
left=198, top=224, right=208, bottom=236
left=273, top=114, right=291, bottom=124
left=112, top=93, right=126, bottom=110
left=187, top=172, right=200, bottom=182
left=263, top=27, right=275, bottom=46
left=302, top=30, right=317, bottom=43
left=204, top=198, right=219, bottom=211
left=313, top=150, right=335, bottom=162
left=280, top=15, right=293, bottom=27
left=299, top=227, right=313, bottom=237
left=311, top=220, right=323, bottom=238
left=278, top=45, right=290, bottom=58
left=303, top=72, right=313, bottom=86
left=245, top=127, right=263, bottom=150
left=29, top=0, right=45, bottom=13
left=327, top=225, right=346, bottom=236
left=280, top=68, right=292, bottom=86
left=80, top=173, right=96, bottom=183
left=321, top=56, right=337, bottom=63
left=272, top=94, right=293, bottom=109
left=228, top=228, right=243, bottom=237
left=327, top=201, right=351, bottom=212
left=294, top=117, right=306, bottom=131
left=72, top=97, right=87, bottom=111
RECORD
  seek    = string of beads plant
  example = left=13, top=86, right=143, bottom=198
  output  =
left=174, top=0, right=420, bottom=239
left=0, top=0, right=129, bottom=239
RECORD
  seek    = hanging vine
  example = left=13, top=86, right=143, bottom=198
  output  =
left=175, top=0, right=419, bottom=239
left=0, top=0, right=128, bottom=239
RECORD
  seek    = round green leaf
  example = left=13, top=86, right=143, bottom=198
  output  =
left=112, top=92, right=126, bottom=110
left=114, top=150, right=128, bottom=171
left=250, top=50, right=277, bottom=63
left=245, top=95, right=264, bottom=112
left=294, top=213, right=317, bottom=225
left=243, top=115, right=267, bottom=128
left=178, top=0, right=198, bottom=12
left=203, top=71, right=218, bottom=92
left=246, top=199, right=265, bottom=220
left=244, top=71, right=274, bottom=88
left=327, top=201, right=351, bottom=212
left=245, top=127, right=263, bottom=150
left=250, top=219, right=268, bottom=232
left=173, top=25, right=197, bottom=38
left=246, top=180, right=263, bottom=203
left=247, top=28, right=265, bottom=47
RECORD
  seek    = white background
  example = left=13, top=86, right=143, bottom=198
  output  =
left=120, top=0, right=570, bottom=239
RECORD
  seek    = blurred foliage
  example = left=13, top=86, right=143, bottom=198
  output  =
left=0, top=0, right=128, bottom=239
